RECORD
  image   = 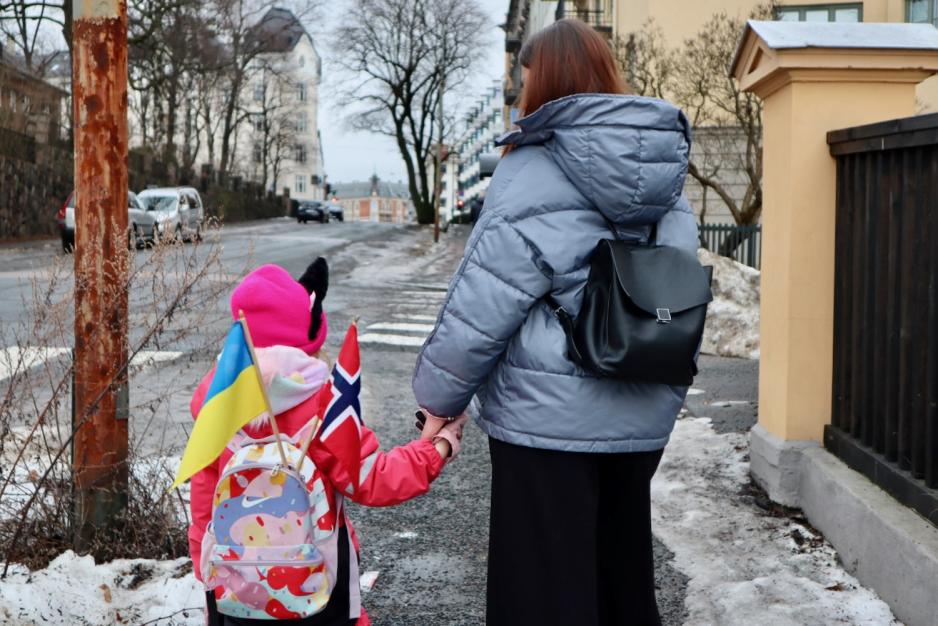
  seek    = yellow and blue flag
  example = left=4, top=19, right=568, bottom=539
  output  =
left=172, top=321, right=268, bottom=488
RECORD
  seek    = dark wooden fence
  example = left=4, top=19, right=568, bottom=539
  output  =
left=827, top=114, right=938, bottom=526
left=699, top=223, right=762, bottom=269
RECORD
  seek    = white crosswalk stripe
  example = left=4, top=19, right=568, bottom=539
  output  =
left=399, top=290, right=446, bottom=299
left=358, top=333, right=426, bottom=348
left=0, top=347, right=184, bottom=382
left=366, top=322, right=434, bottom=333
left=356, top=282, right=448, bottom=349
left=392, top=314, right=437, bottom=322
left=0, top=347, right=70, bottom=381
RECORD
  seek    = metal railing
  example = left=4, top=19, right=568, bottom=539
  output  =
left=555, top=1, right=613, bottom=32
left=699, top=223, right=762, bottom=269
left=826, top=113, right=938, bottom=526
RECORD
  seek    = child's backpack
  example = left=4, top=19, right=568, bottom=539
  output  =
left=200, top=422, right=341, bottom=620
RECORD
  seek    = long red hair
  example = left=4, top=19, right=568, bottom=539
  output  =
left=518, top=18, right=627, bottom=117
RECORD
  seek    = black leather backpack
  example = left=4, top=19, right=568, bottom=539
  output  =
left=546, top=227, right=713, bottom=386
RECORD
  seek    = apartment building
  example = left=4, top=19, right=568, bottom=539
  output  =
left=237, top=8, right=325, bottom=201
left=0, top=45, right=66, bottom=146
left=441, top=81, right=504, bottom=220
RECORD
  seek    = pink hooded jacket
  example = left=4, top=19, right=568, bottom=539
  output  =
left=188, top=265, right=445, bottom=624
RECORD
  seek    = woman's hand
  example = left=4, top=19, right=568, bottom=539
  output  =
left=417, top=409, right=451, bottom=440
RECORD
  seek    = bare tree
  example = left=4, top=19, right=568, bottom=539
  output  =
left=239, top=54, right=300, bottom=192
left=208, top=0, right=318, bottom=179
left=618, top=5, right=773, bottom=236
left=335, top=0, right=487, bottom=225
left=0, top=0, right=64, bottom=70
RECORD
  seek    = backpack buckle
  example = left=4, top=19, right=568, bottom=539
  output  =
left=656, top=308, right=672, bottom=324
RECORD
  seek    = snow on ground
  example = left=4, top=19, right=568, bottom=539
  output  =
left=653, top=416, right=900, bottom=625
left=0, top=421, right=903, bottom=625
left=0, top=552, right=203, bottom=625
left=698, top=249, right=760, bottom=360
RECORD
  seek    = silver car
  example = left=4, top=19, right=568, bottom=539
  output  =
left=136, top=187, right=205, bottom=243
left=56, top=190, right=157, bottom=252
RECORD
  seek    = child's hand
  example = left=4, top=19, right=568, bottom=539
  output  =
left=433, top=438, right=452, bottom=459
left=431, top=414, right=469, bottom=461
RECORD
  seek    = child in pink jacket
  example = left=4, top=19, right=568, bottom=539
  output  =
left=188, top=259, right=464, bottom=625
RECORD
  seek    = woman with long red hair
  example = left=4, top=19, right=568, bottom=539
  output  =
left=413, top=19, right=698, bottom=625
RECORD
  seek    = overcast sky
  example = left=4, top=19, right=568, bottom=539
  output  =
left=316, top=0, right=508, bottom=184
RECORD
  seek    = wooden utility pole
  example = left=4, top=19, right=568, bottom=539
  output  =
left=432, top=73, right=445, bottom=244
left=71, top=0, right=130, bottom=548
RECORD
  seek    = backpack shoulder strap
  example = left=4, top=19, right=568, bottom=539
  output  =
left=225, top=429, right=250, bottom=453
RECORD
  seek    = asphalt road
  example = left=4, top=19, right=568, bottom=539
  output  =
left=0, top=219, right=760, bottom=625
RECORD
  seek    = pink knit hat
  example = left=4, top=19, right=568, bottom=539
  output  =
left=230, top=264, right=328, bottom=355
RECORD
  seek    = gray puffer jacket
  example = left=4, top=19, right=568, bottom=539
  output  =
left=412, top=94, right=698, bottom=453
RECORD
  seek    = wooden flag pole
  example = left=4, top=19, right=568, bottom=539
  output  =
left=238, top=310, right=290, bottom=469
left=295, top=414, right=321, bottom=475
left=297, top=319, right=358, bottom=473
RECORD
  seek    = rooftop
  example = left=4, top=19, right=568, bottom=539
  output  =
left=742, top=20, right=938, bottom=53
left=331, top=179, right=411, bottom=200
left=248, top=8, right=310, bottom=54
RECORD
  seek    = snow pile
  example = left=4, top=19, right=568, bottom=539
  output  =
left=653, top=417, right=899, bottom=625
left=0, top=552, right=203, bottom=625
left=698, top=248, right=760, bottom=360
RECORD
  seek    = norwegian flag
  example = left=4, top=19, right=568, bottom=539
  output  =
left=316, top=323, right=364, bottom=491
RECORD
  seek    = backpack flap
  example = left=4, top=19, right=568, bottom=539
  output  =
left=608, top=242, right=713, bottom=317
left=570, top=240, right=713, bottom=385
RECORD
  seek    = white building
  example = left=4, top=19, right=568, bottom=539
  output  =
left=440, top=80, right=505, bottom=220
left=234, top=8, right=325, bottom=201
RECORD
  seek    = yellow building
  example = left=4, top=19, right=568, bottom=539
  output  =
left=613, top=0, right=938, bottom=110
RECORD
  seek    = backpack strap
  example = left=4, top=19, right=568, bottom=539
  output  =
left=293, top=415, right=321, bottom=447
left=225, top=429, right=251, bottom=453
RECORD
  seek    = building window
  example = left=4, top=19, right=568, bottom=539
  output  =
left=297, top=113, right=308, bottom=132
left=253, top=83, right=265, bottom=102
left=253, top=113, right=265, bottom=132
left=295, top=175, right=307, bottom=193
left=296, top=82, right=308, bottom=102
left=776, top=3, right=862, bottom=22
left=909, top=0, right=938, bottom=25
left=253, top=143, right=263, bottom=163
left=294, top=144, right=307, bottom=163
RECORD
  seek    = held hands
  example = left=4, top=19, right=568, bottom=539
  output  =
left=416, top=409, right=468, bottom=461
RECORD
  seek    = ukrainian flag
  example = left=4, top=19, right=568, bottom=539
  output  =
left=172, top=320, right=268, bottom=488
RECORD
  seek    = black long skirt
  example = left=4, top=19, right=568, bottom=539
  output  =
left=486, top=437, right=664, bottom=626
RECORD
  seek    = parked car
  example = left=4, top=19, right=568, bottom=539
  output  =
left=136, top=187, right=205, bottom=242
left=56, top=190, right=156, bottom=252
left=327, top=201, right=344, bottom=222
left=297, top=201, right=329, bottom=224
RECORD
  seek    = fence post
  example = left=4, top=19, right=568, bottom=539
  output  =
left=746, top=226, right=756, bottom=268
left=71, top=0, right=130, bottom=549
left=731, top=21, right=938, bottom=504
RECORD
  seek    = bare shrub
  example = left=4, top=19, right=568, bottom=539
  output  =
left=0, top=221, right=251, bottom=572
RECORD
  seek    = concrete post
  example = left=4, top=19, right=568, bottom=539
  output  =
left=71, top=0, right=130, bottom=547
left=730, top=21, right=938, bottom=505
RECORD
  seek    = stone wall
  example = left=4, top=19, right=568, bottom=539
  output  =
left=0, top=141, right=72, bottom=240
left=0, top=141, right=287, bottom=241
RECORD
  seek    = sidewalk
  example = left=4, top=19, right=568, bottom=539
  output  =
left=655, top=357, right=899, bottom=625
left=0, top=223, right=903, bottom=625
